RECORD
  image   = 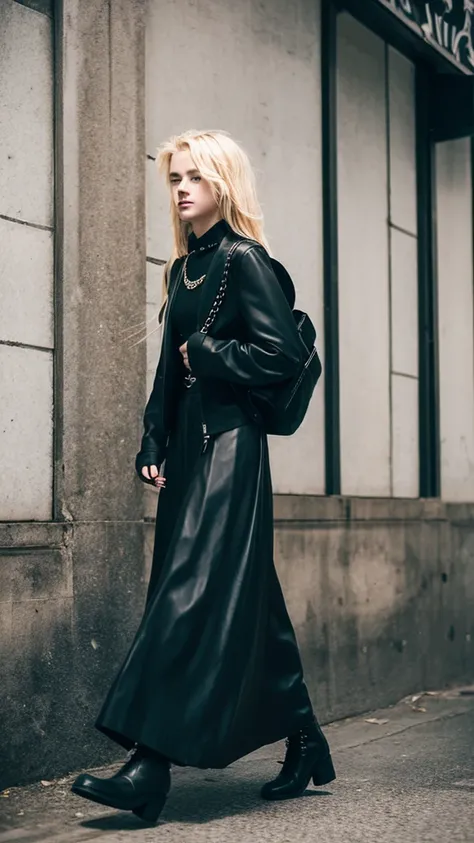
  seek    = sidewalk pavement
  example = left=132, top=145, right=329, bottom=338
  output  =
left=1, top=685, right=473, bottom=843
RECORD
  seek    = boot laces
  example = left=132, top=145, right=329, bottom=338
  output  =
left=284, top=729, right=308, bottom=758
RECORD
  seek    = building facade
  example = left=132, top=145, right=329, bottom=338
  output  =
left=1, top=0, right=473, bottom=786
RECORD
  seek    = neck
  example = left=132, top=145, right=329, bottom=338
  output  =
left=191, top=213, right=223, bottom=240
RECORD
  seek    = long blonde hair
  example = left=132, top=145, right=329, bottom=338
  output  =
left=157, top=130, right=270, bottom=316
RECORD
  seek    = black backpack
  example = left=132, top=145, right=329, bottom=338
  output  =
left=200, top=240, right=322, bottom=436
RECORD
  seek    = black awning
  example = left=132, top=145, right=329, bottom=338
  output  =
left=342, top=0, right=474, bottom=76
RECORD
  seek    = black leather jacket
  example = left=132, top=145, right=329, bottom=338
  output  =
left=135, top=230, right=302, bottom=482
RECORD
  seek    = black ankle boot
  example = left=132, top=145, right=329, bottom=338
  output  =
left=71, top=746, right=171, bottom=823
left=260, top=719, right=336, bottom=801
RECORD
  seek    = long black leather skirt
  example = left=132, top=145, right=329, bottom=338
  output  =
left=95, top=384, right=314, bottom=769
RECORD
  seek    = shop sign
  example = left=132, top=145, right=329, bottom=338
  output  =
left=379, top=1, right=474, bottom=72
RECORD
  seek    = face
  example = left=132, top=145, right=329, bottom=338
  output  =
left=169, top=150, right=221, bottom=236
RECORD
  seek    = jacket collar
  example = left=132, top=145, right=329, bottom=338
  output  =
left=165, top=224, right=246, bottom=336
left=187, top=218, right=230, bottom=252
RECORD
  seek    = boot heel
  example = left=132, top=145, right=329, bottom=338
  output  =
left=133, top=792, right=167, bottom=823
left=311, top=754, right=336, bottom=786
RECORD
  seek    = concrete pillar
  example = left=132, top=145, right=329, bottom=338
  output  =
left=54, top=0, right=148, bottom=778
left=57, top=0, right=147, bottom=523
left=0, top=0, right=149, bottom=788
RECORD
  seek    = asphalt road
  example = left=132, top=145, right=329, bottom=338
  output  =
left=1, top=686, right=473, bottom=843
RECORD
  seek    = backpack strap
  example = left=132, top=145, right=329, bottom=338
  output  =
left=199, top=239, right=247, bottom=335
left=199, top=237, right=295, bottom=333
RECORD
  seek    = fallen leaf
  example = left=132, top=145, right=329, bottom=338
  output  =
left=91, top=638, right=98, bottom=650
left=364, top=718, right=389, bottom=725
left=410, top=705, right=427, bottom=713
left=40, top=780, right=54, bottom=787
left=411, top=694, right=422, bottom=702
left=18, top=811, right=24, bottom=816
left=75, top=812, right=84, bottom=818
left=0, top=790, right=10, bottom=798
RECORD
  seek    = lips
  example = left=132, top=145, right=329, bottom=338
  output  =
left=179, top=201, right=193, bottom=207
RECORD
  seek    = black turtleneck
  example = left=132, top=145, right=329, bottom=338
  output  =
left=171, top=219, right=229, bottom=342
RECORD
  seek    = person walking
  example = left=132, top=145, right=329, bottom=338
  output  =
left=71, top=130, right=335, bottom=823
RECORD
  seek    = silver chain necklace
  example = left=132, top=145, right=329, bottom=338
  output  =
left=183, top=241, right=218, bottom=290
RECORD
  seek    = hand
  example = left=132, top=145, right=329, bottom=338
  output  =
left=179, top=341, right=191, bottom=370
left=141, top=464, right=166, bottom=489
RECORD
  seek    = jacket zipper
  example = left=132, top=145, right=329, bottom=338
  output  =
left=202, top=422, right=210, bottom=453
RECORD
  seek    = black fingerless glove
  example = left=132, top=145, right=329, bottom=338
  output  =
left=135, top=449, right=164, bottom=485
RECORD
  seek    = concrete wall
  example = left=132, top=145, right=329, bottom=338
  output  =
left=0, top=0, right=54, bottom=520
left=337, top=14, right=391, bottom=496
left=1, top=0, right=474, bottom=792
left=143, top=492, right=474, bottom=730
left=145, top=0, right=325, bottom=496
left=274, top=496, right=474, bottom=717
left=436, top=138, right=474, bottom=502
left=0, top=0, right=150, bottom=789
left=337, top=14, right=419, bottom=498
left=388, top=48, right=419, bottom=499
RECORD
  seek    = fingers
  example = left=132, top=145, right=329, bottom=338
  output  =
left=141, top=465, right=166, bottom=489
left=141, top=464, right=158, bottom=480
left=179, top=341, right=191, bottom=371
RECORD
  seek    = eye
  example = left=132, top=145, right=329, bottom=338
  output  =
left=170, top=178, right=180, bottom=185
left=191, top=176, right=201, bottom=182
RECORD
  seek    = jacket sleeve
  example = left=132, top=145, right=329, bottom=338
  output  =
left=135, top=259, right=183, bottom=483
left=135, top=351, right=168, bottom=483
left=186, top=245, right=302, bottom=387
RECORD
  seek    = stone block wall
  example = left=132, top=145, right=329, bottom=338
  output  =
left=0, top=0, right=54, bottom=521
left=0, top=0, right=150, bottom=789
